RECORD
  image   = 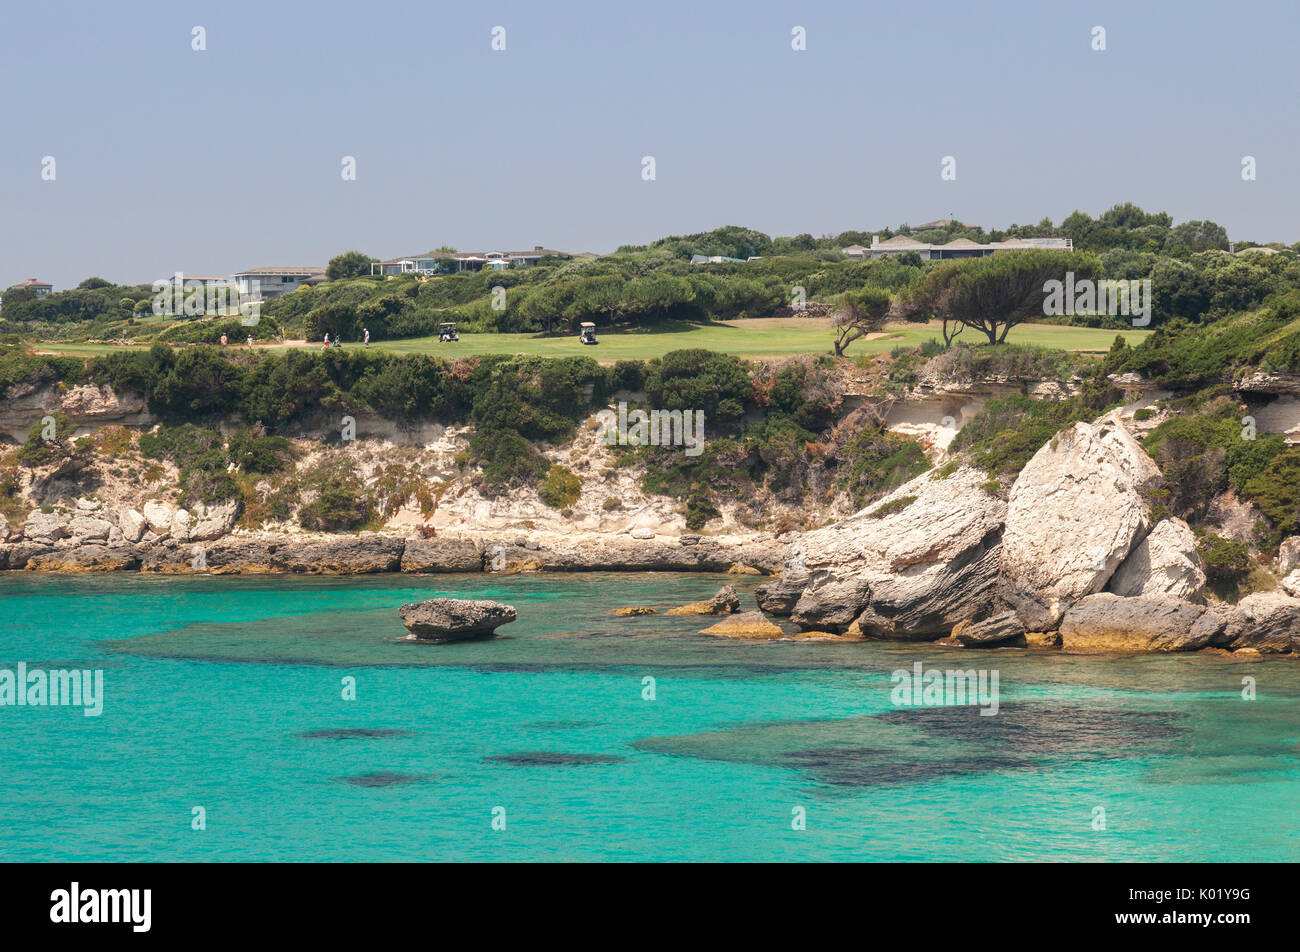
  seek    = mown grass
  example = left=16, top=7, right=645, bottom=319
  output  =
left=34, top=320, right=1150, bottom=362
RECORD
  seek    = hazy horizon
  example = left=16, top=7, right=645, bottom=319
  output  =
left=3, top=0, right=1297, bottom=289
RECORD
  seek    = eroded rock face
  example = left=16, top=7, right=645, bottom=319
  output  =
left=170, top=509, right=192, bottom=542
left=1236, top=371, right=1300, bottom=396
left=26, top=545, right=140, bottom=573
left=1224, top=592, right=1300, bottom=654
left=187, top=501, right=241, bottom=542
left=400, top=537, right=483, bottom=573
left=0, top=382, right=152, bottom=442
left=118, top=508, right=148, bottom=543
left=142, top=501, right=173, bottom=535
left=1108, top=518, right=1206, bottom=602
left=1277, top=537, right=1300, bottom=577
left=951, top=611, right=1025, bottom=647
left=1281, top=570, right=1300, bottom=599
left=789, top=466, right=1006, bottom=636
left=66, top=515, right=113, bottom=544
left=23, top=510, right=70, bottom=542
left=398, top=598, right=517, bottom=642
left=754, top=571, right=809, bottom=616
left=999, top=413, right=1162, bottom=631
left=1059, top=594, right=1211, bottom=653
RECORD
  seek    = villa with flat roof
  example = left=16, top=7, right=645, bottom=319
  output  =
left=855, top=234, right=1073, bottom=260
left=232, top=267, right=326, bottom=300
left=372, top=246, right=569, bottom=276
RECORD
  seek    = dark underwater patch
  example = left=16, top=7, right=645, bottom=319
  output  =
left=874, top=703, right=1188, bottom=754
left=485, top=751, right=625, bottom=766
left=336, top=772, right=432, bottom=787
left=299, top=728, right=415, bottom=740
left=781, top=747, right=1035, bottom=787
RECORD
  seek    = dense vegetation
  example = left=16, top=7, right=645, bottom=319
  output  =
left=4, top=204, right=1300, bottom=562
left=10, top=203, right=1299, bottom=346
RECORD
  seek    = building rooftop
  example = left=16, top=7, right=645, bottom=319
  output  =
left=233, top=267, right=325, bottom=276
left=9, top=277, right=52, bottom=288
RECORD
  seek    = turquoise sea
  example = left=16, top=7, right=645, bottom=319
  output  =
left=1, top=571, right=1297, bottom=862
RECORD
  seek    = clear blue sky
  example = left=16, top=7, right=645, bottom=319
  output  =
left=2, top=0, right=1296, bottom=289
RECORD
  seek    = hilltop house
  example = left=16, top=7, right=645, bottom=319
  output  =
left=372, top=246, right=568, bottom=276
left=232, top=267, right=326, bottom=301
left=8, top=277, right=53, bottom=298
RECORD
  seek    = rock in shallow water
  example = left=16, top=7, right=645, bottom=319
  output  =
left=1058, top=594, right=1211, bottom=653
left=665, top=585, right=740, bottom=616
left=398, top=598, right=517, bottom=642
left=699, top=611, right=784, bottom=639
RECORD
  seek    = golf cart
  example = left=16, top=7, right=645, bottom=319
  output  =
left=578, top=322, right=598, bottom=345
left=438, top=322, right=459, bottom=343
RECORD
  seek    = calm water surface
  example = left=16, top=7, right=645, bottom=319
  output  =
left=1, top=572, right=1297, bottom=861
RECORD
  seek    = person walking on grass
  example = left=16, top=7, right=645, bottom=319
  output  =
left=323, top=332, right=330, bottom=348
left=247, top=335, right=254, bottom=348
left=220, top=333, right=228, bottom=346
left=363, top=327, right=370, bottom=349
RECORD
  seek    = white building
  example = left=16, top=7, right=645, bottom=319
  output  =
left=232, top=267, right=326, bottom=301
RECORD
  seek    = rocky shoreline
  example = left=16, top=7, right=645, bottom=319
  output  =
left=0, top=522, right=784, bottom=576
left=764, top=411, right=1300, bottom=656
left=5, top=402, right=1299, bottom=657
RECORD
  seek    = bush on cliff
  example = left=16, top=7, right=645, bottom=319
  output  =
left=469, top=429, right=550, bottom=495
left=1142, top=403, right=1286, bottom=522
left=837, top=426, right=929, bottom=509
left=1241, top=448, right=1300, bottom=547
left=138, top=423, right=240, bottom=505
left=297, top=461, right=373, bottom=531
left=538, top=465, right=581, bottom=509
left=16, top=413, right=75, bottom=467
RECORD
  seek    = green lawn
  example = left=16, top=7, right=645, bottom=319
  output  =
left=37, top=320, right=1148, bottom=361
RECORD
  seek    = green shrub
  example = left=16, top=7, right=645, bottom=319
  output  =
left=868, top=495, right=917, bottom=518
left=16, top=413, right=72, bottom=466
left=227, top=427, right=292, bottom=474
left=837, top=427, right=929, bottom=508
left=1143, top=405, right=1286, bottom=521
left=1242, top=449, right=1300, bottom=546
left=138, top=423, right=239, bottom=505
left=952, top=394, right=1103, bottom=480
left=469, top=429, right=550, bottom=495
left=685, top=492, right=720, bottom=530
left=1197, top=532, right=1250, bottom=598
left=538, top=465, right=582, bottom=509
left=298, top=461, right=372, bottom=531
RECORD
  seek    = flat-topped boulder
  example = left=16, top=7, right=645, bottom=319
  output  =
left=1223, top=592, right=1300, bottom=654
left=1059, top=593, right=1212, bottom=653
left=398, top=598, right=517, bottom=642
left=699, top=611, right=784, bottom=639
